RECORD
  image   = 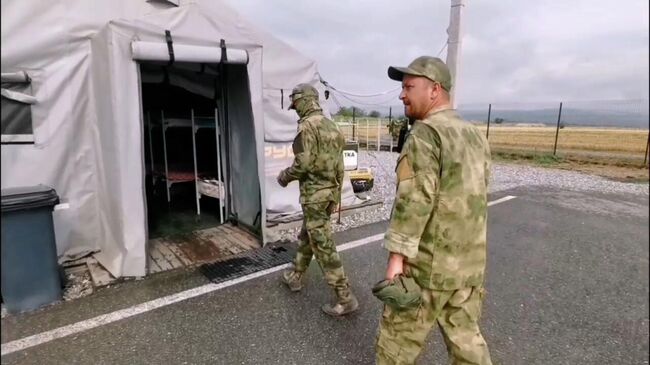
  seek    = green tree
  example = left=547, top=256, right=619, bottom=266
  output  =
left=336, top=106, right=366, bottom=117
left=352, top=107, right=366, bottom=117
left=336, top=106, right=353, bottom=117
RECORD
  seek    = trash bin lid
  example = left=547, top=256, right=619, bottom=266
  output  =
left=1, top=185, right=59, bottom=212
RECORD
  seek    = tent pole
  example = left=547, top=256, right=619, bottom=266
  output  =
left=215, top=107, right=224, bottom=224
left=147, top=111, right=154, bottom=173
left=216, top=45, right=231, bottom=223
left=161, top=110, right=171, bottom=204
left=191, top=109, right=200, bottom=216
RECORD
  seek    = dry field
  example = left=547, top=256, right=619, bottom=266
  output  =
left=476, top=125, right=648, bottom=156
left=337, top=121, right=649, bottom=181
left=337, top=121, right=648, bottom=162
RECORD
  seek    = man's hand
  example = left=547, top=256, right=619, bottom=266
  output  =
left=385, top=252, right=404, bottom=280
left=276, top=170, right=288, bottom=187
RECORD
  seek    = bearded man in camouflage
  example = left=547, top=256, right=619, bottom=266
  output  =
left=277, top=83, right=359, bottom=317
left=375, top=56, right=493, bottom=364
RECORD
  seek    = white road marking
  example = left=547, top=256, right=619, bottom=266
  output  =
left=337, top=233, right=384, bottom=252
left=1, top=195, right=517, bottom=356
left=488, top=195, right=517, bottom=206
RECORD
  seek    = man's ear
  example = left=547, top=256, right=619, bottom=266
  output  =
left=429, top=82, right=439, bottom=100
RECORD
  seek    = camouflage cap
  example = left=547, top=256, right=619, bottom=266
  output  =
left=372, top=275, right=422, bottom=311
left=289, top=83, right=319, bottom=110
left=388, top=56, right=452, bottom=91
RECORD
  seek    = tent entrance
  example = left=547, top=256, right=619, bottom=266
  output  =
left=139, top=61, right=262, bottom=272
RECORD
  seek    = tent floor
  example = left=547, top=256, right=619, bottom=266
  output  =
left=147, top=224, right=260, bottom=274
left=147, top=203, right=223, bottom=240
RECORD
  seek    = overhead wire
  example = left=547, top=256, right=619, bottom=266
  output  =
left=320, top=40, right=446, bottom=107
left=320, top=78, right=401, bottom=98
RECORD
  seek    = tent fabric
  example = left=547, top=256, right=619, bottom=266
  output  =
left=1, top=0, right=361, bottom=278
left=1, top=71, right=31, bottom=83
left=131, top=41, right=249, bottom=64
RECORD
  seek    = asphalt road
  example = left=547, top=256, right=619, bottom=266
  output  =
left=2, top=187, right=648, bottom=365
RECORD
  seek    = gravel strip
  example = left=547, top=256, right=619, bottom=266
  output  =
left=273, top=151, right=648, bottom=242
left=490, top=163, right=648, bottom=196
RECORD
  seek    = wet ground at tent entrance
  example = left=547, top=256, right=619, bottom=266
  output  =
left=147, top=223, right=261, bottom=274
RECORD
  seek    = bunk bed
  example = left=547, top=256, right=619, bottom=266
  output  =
left=146, top=109, right=225, bottom=223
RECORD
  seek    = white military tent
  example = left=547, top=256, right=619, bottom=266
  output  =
left=1, top=0, right=359, bottom=278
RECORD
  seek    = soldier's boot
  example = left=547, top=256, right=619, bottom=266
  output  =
left=322, top=287, right=359, bottom=317
left=281, top=270, right=304, bottom=292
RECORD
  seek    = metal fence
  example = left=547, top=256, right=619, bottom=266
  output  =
left=334, top=117, right=395, bottom=152
left=334, top=99, right=650, bottom=165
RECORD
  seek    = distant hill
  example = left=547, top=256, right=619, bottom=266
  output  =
left=458, top=107, right=649, bottom=129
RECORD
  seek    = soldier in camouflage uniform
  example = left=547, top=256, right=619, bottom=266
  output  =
left=376, top=56, right=493, bottom=364
left=388, top=118, right=406, bottom=141
left=277, top=83, right=359, bottom=317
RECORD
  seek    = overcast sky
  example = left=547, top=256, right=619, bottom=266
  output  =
left=225, top=0, right=649, bottom=108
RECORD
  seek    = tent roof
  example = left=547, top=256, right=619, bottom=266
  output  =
left=0, top=0, right=318, bottom=88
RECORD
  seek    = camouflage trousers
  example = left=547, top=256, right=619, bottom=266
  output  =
left=293, top=201, right=349, bottom=292
left=376, top=285, right=492, bottom=365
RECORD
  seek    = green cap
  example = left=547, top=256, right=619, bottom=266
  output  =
left=372, top=275, right=422, bottom=311
left=388, top=56, right=452, bottom=91
left=289, top=83, right=319, bottom=110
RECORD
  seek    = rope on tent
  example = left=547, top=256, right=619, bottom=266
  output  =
left=165, top=30, right=174, bottom=65
left=320, top=78, right=401, bottom=98
left=220, top=39, right=227, bottom=63
left=436, top=41, right=447, bottom=57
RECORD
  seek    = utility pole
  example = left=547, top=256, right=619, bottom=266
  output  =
left=446, top=0, right=465, bottom=109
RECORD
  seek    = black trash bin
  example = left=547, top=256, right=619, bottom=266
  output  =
left=1, top=185, right=61, bottom=313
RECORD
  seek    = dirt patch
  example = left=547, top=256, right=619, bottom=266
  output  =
left=556, top=161, right=649, bottom=183
left=493, top=151, right=649, bottom=183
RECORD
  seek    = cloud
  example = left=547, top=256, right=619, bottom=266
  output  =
left=226, top=0, right=649, bottom=106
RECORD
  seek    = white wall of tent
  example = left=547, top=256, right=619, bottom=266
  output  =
left=0, top=0, right=361, bottom=278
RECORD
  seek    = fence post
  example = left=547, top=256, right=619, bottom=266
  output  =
left=486, top=103, right=492, bottom=139
left=366, top=118, right=370, bottom=151
left=389, top=107, right=393, bottom=152
left=376, top=118, right=381, bottom=152
left=553, top=102, right=563, bottom=155
left=643, top=130, right=650, bottom=166
left=352, top=107, right=356, bottom=141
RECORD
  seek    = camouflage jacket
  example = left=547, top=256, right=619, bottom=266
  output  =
left=383, top=108, right=491, bottom=290
left=281, top=111, right=345, bottom=205
left=388, top=119, right=407, bottom=139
